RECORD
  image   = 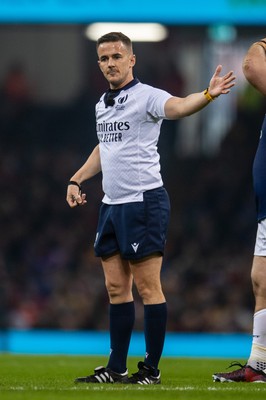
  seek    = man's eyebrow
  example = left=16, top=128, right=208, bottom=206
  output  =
left=100, top=52, right=122, bottom=59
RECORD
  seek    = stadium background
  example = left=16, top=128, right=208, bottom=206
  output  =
left=0, top=0, right=266, bottom=354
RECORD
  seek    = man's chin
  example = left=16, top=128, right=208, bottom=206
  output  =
left=108, top=78, right=117, bottom=84
left=108, top=78, right=122, bottom=88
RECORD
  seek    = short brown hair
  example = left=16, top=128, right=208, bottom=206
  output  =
left=96, top=32, right=133, bottom=52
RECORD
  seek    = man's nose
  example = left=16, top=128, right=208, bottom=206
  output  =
left=107, top=58, right=115, bottom=67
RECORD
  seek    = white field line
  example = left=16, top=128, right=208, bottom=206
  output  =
left=6, top=385, right=265, bottom=392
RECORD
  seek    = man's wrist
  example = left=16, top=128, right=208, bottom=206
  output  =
left=204, top=87, right=215, bottom=102
left=68, top=180, right=82, bottom=192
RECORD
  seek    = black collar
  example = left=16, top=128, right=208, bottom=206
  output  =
left=104, top=78, right=139, bottom=108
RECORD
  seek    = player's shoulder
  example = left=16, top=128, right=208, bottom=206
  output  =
left=133, top=81, right=170, bottom=97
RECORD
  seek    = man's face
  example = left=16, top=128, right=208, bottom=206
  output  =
left=97, top=41, right=136, bottom=89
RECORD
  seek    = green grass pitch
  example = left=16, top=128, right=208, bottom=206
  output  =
left=0, top=355, right=266, bottom=399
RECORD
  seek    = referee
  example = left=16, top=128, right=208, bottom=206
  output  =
left=67, top=32, right=235, bottom=384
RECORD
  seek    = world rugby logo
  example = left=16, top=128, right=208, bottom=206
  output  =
left=118, top=94, right=128, bottom=104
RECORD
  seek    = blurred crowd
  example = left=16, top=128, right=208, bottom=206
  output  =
left=0, top=64, right=266, bottom=333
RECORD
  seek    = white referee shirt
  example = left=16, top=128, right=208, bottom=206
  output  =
left=95, top=80, right=172, bottom=204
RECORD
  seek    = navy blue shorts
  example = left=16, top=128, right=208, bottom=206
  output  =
left=94, top=187, right=170, bottom=260
left=253, top=115, right=266, bottom=221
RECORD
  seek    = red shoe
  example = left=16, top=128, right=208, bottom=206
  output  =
left=213, top=362, right=266, bottom=383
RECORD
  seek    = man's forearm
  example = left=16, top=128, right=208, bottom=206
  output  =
left=243, top=39, right=266, bottom=96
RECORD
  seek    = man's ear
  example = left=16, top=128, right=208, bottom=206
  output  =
left=130, top=54, right=136, bottom=67
left=97, top=60, right=102, bottom=71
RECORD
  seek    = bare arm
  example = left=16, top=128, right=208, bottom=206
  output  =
left=242, top=38, right=266, bottom=96
left=164, top=65, right=236, bottom=119
left=66, top=144, right=101, bottom=208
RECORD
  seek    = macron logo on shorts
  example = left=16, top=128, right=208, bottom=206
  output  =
left=131, top=243, right=139, bottom=253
